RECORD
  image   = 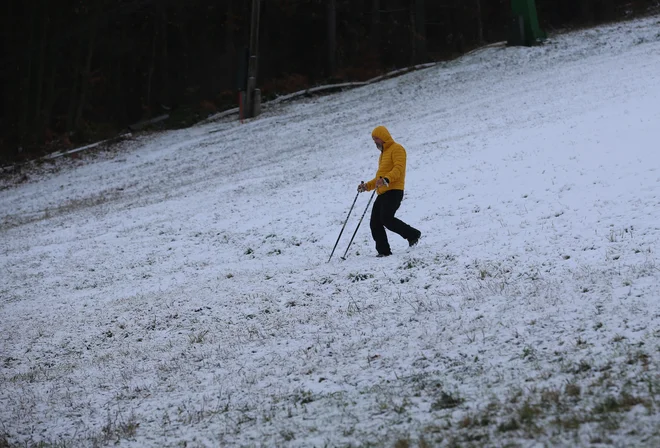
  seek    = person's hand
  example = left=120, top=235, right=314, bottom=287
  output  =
left=375, top=177, right=389, bottom=188
left=357, top=182, right=367, bottom=193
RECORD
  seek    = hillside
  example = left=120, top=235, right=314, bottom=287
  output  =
left=2, top=16, right=660, bottom=447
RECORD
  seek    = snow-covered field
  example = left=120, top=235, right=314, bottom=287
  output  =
left=2, top=16, right=660, bottom=448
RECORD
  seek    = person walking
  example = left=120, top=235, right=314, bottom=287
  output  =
left=358, top=126, right=421, bottom=257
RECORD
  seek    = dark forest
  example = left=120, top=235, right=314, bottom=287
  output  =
left=1, top=0, right=656, bottom=162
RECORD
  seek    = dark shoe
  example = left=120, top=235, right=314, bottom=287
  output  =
left=376, top=252, right=392, bottom=258
left=408, top=231, right=421, bottom=247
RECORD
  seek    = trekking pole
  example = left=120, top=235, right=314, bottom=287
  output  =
left=340, top=189, right=376, bottom=261
left=327, top=189, right=361, bottom=263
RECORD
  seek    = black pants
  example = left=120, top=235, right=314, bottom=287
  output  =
left=370, top=190, right=419, bottom=255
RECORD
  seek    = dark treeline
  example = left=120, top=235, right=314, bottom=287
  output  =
left=1, top=0, right=656, bottom=162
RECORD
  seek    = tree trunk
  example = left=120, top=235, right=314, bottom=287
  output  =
left=67, top=38, right=83, bottom=132
left=448, top=1, right=464, bottom=55
left=370, top=0, right=381, bottom=60
left=42, top=58, right=57, bottom=140
left=600, top=0, right=616, bottom=22
left=3, top=0, right=15, bottom=152
left=19, top=5, right=35, bottom=143
left=146, top=18, right=157, bottom=118
left=327, top=0, right=337, bottom=77
left=34, top=1, right=50, bottom=139
left=475, top=0, right=484, bottom=44
left=225, top=0, right=235, bottom=54
left=413, top=0, right=427, bottom=64
left=224, top=0, right=239, bottom=94
left=73, top=9, right=99, bottom=131
left=160, top=9, right=170, bottom=107
left=181, top=25, right=190, bottom=99
left=580, top=0, right=594, bottom=24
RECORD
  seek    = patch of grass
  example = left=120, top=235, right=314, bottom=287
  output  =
left=434, top=253, right=456, bottom=264
left=612, top=334, right=626, bottom=343
left=497, top=418, right=521, bottom=432
left=2, top=189, right=124, bottom=231
left=348, top=272, right=374, bottom=282
left=522, top=346, right=536, bottom=360
left=280, top=429, right=295, bottom=441
left=575, top=360, right=591, bottom=373
left=188, top=329, right=209, bottom=344
left=401, top=257, right=426, bottom=270
left=0, top=433, right=11, bottom=448
left=518, top=401, right=542, bottom=424
left=10, top=369, right=40, bottom=383
left=553, top=413, right=584, bottom=430
left=458, top=415, right=474, bottom=428
left=91, top=411, right=140, bottom=445
left=593, top=393, right=647, bottom=414
left=565, top=383, right=581, bottom=398
left=394, top=436, right=433, bottom=448
left=626, top=350, right=650, bottom=366
left=590, top=436, right=614, bottom=445
left=431, top=391, right=463, bottom=410
left=418, top=437, right=432, bottom=448
left=393, top=438, right=411, bottom=448
left=541, top=388, right=561, bottom=405
left=293, top=389, right=314, bottom=405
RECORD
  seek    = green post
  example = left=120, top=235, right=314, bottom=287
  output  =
left=508, top=0, right=546, bottom=46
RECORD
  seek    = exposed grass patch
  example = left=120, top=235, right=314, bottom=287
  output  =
left=565, top=383, right=581, bottom=398
left=348, top=272, right=374, bottom=282
left=98, top=412, right=140, bottom=442
left=188, top=329, right=209, bottom=344
left=401, top=257, right=427, bottom=270
left=431, top=391, right=463, bottom=410
left=497, top=417, right=521, bottom=433
left=0, top=433, right=11, bottom=448
left=593, top=393, right=647, bottom=414
left=1, top=188, right=124, bottom=231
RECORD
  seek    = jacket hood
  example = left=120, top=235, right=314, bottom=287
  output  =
left=372, top=126, right=393, bottom=144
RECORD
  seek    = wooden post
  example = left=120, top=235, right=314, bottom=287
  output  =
left=239, top=92, right=244, bottom=123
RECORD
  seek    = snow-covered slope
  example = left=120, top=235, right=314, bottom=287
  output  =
left=2, top=16, right=660, bottom=448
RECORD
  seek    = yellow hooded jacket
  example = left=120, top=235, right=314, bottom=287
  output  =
left=365, top=126, right=406, bottom=195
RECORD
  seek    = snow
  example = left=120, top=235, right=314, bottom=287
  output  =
left=2, top=16, right=660, bottom=447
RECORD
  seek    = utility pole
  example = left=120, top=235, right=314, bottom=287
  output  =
left=246, top=0, right=261, bottom=118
